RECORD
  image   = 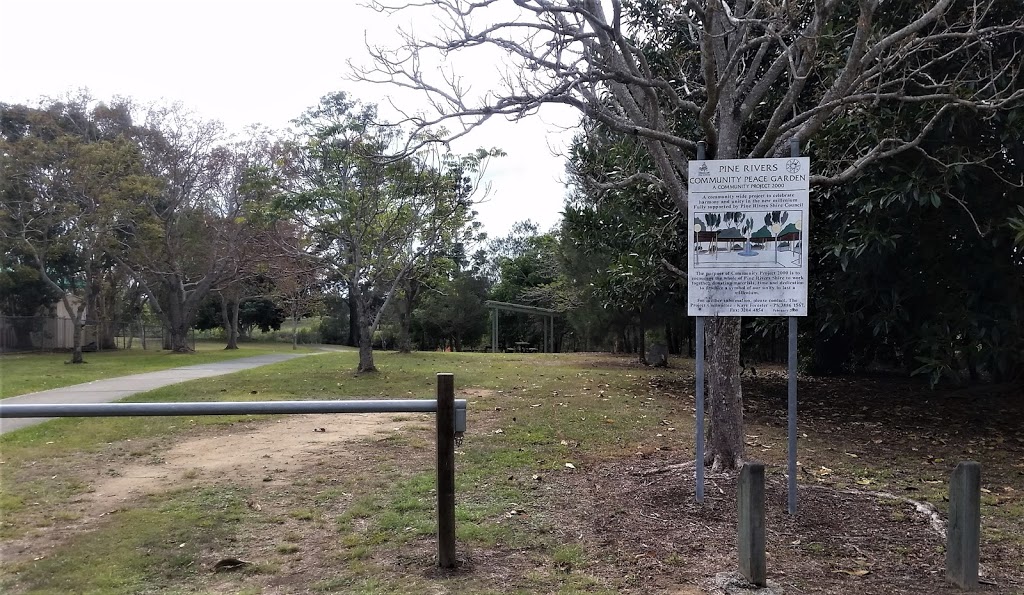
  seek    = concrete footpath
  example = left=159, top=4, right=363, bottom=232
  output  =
left=0, top=353, right=314, bottom=435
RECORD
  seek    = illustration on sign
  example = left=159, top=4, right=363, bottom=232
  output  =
left=687, top=157, right=810, bottom=317
left=693, top=210, right=802, bottom=268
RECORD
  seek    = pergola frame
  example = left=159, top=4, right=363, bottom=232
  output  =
left=484, top=300, right=557, bottom=353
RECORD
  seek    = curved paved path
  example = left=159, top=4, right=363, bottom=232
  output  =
left=0, top=352, right=314, bottom=435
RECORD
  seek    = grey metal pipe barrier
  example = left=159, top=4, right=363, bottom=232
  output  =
left=0, top=376, right=466, bottom=568
left=0, top=399, right=466, bottom=429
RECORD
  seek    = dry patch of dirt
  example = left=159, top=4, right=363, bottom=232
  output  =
left=1, top=413, right=427, bottom=565
left=460, top=388, right=498, bottom=398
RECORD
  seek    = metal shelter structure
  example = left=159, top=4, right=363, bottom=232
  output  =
left=484, top=300, right=557, bottom=353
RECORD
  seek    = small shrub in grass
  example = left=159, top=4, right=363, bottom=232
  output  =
left=343, top=544, right=371, bottom=560
left=553, top=543, right=586, bottom=572
left=312, top=576, right=354, bottom=592
left=288, top=508, right=317, bottom=521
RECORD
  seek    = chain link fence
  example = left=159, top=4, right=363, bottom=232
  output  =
left=0, top=316, right=174, bottom=353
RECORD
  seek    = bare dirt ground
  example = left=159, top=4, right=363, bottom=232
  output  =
left=0, top=413, right=427, bottom=566
left=551, top=457, right=1023, bottom=594
left=554, top=367, right=1024, bottom=594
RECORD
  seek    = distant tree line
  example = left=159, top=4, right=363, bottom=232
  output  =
left=4, top=80, right=1021, bottom=384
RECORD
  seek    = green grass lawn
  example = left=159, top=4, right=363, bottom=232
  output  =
left=1, top=351, right=1021, bottom=594
left=0, top=341, right=317, bottom=398
left=0, top=351, right=678, bottom=593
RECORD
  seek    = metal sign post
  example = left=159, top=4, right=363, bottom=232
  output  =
left=695, top=141, right=707, bottom=503
left=695, top=316, right=706, bottom=503
left=787, top=138, right=800, bottom=515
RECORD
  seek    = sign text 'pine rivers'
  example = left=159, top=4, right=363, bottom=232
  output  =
left=687, top=157, right=810, bottom=317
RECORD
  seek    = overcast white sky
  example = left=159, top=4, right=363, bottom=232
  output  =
left=0, top=0, right=579, bottom=239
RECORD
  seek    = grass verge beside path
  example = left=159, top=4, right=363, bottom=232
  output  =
left=1, top=351, right=1021, bottom=594
left=0, top=341, right=316, bottom=398
left=1, top=351, right=681, bottom=593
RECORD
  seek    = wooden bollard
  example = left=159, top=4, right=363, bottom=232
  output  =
left=947, top=461, right=981, bottom=590
left=738, top=462, right=766, bottom=586
left=436, top=373, right=456, bottom=569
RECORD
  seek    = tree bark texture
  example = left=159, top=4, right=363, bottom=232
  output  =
left=354, top=295, right=376, bottom=373
left=231, top=300, right=241, bottom=343
left=347, top=285, right=359, bottom=347
left=707, top=316, right=744, bottom=470
left=166, top=297, right=192, bottom=352
left=70, top=315, right=84, bottom=364
left=96, top=272, right=120, bottom=350
left=220, top=295, right=239, bottom=350
left=396, top=294, right=413, bottom=353
left=638, top=323, right=647, bottom=365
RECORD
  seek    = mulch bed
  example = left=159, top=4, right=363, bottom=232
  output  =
left=547, top=454, right=1023, bottom=594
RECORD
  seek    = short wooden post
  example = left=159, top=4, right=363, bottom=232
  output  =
left=436, top=373, right=456, bottom=568
left=738, top=462, right=766, bottom=586
left=947, top=461, right=981, bottom=590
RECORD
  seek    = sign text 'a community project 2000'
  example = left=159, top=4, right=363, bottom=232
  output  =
left=686, top=157, right=810, bottom=317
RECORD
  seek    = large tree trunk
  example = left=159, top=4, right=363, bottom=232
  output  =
left=701, top=98, right=746, bottom=471
left=96, top=271, right=119, bottom=350
left=166, top=299, right=192, bottom=352
left=98, top=319, right=116, bottom=350
left=167, top=324, right=191, bottom=352
left=637, top=322, right=647, bottom=365
left=346, top=280, right=359, bottom=347
left=354, top=295, right=376, bottom=373
left=231, top=300, right=242, bottom=343
left=357, top=323, right=376, bottom=372
left=70, top=315, right=84, bottom=364
left=291, top=302, right=300, bottom=350
left=221, top=295, right=239, bottom=350
left=12, top=321, right=35, bottom=350
left=706, top=316, right=744, bottom=470
left=395, top=293, right=413, bottom=353
left=395, top=278, right=420, bottom=354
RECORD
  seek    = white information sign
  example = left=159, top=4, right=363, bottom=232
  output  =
left=687, top=157, right=810, bottom=317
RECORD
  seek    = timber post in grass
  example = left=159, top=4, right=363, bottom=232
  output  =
left=737, top=462, right=766, bottom=586
left=436, top=373, right=457, bottom=568
left=946, top=461, right=981, bottom=590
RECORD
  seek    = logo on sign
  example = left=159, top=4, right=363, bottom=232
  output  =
left=698, top=162, right=709, bottom=175
left=786, top=159, right=802, bottom=174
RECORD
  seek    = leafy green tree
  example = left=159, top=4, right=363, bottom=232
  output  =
left=317, top=295, right=351, bottom=345
left=112, top=105, right=261, bottom=352
left=809, top=101, right=1024, bottom=383
left=1, top=97, right=155, bottom=361
left=0, top=256, right=61, bottom=348
left=195, top=296, right=285, bottom=339
left=413, top=271, right=490, bottom=351
left=562, top=127, right=688, bottom=359
left=272, top=92, right=497, bottom=372
left=484, top=221, right=573, bottom=351
left=392, top=169, right=488, bottom=354
left=268, top=226, right=324, bottom=350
